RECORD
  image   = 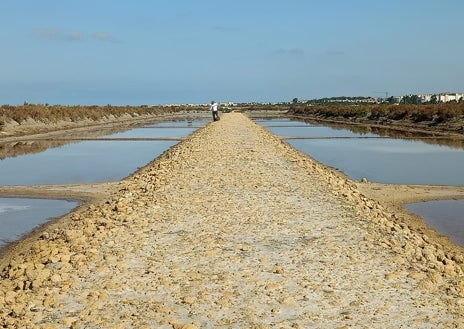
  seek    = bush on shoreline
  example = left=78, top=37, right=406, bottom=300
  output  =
left=286, top=103, right=464, bottom=123
left=281, top=103, right=464, bottom=131
left=0, top=104, right=204, bottom=130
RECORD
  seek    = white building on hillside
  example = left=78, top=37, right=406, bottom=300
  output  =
left=418, top=92, right=463, bottom=103
left=438, top=92, right=463, bottom=102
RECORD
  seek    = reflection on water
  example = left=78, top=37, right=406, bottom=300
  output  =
left=0, top=118, right=207, bottom=185
left=405, top=200, right=464, bottom=246
left=105, top=127, right=196, bottom=139
left=144, top=119, right=208, bottom=127
left=294, top=118, right=464, bottom=150
left=0, top=140, right=67, bottom=160
left=253, top=118, right=314, bottom=127
left=288, top=137, right=464, bottom=186
left=0, top=140, right=177, bottom=185
left=0, top=125, right=147, bottom=160
left=0, top=198, right=79, bottom=247
left=268, top=126, right=378, bottom=138
left=0, top=117, right=208, bottom=160
left=258, top=118, right=464, bottom=186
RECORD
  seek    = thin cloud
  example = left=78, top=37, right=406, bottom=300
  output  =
left=34, top=28, right=60, bottom=39
left=94, top=32, right=112, bottom=41
left=275, top=48, right=305, bottom=56
left=33, top=28, right=114, bottom=42
left=213, top=25, right=238, bottom=32
left=67, top=31, right=84, bottom=41
left=326, top=49, right=346, bottom=56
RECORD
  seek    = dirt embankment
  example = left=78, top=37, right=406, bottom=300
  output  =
left=1, top=113, right=464, bottom=328
left=1, top=111, right=204, bottom=140
left=287, top=105, right=464, bottom=137
left=0, top=111, right=209, bottom=161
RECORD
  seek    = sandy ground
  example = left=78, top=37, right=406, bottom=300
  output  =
left=1, top=113, right=464, bottom=328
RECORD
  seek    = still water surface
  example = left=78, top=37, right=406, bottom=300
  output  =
left=288, top=138, right=464, bottom=186
left=0, top=198, right=78, bottom=248
left=144, top=119, right=207, bottom=127
left=405, top=200, right=464, bottom=246
left=104, top=127, right=196, bottom=139
left=0, top=140, right=177, bottom=185
left=261, top=119, right=464, bottom=186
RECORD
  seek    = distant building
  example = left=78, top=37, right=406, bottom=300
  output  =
left=438, top=92, right=463, bottom=102
left=419, top=94, right=433, bottom=103
left=418, top=92, right=464, bottom=103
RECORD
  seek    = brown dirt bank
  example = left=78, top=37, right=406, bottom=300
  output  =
left=288, top=111, right=464, bottom=139
left=286, top=103, right=464, bottom=137
left=0, top=111, right=209, bottom=160
left=1, top=113, right=464, bottom=328
left=1, top=110, right=207, bottom=140
left=0, top=183, right=115, bottom=202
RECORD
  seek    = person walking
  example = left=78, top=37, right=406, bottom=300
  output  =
left=210, top=101, right=220, bottom=121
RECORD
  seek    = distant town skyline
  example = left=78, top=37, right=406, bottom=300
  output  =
left=1, top=1, right=463, bottom=106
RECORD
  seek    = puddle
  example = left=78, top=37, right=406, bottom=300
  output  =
left=405, top=200, right=464, bottom=246
left=0, top=198, right=79, bottom=248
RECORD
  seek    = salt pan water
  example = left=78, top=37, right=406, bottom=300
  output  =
left=405, top=200, right=464, bottom=246
left=0, top=198, right=78, bottom=248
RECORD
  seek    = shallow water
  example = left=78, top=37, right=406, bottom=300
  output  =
left=268, top=125, right=379, bottom=138
left=144, top=119, right=207, bottom=127
left=0, top=140, right=177, bottom=185
left=405, top=200, right=464, bottom=246
left=259, top=118, right=464, bottom=186
left=288, top=138, right=464, bottom=186
left=0, top=198, right=79, bottom=247
left=253, top=118, right=314, bottom=127
left=104, top=127, right=196, bottom=139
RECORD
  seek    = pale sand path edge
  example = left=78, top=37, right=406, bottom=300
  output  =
left=1, top=113, right=463, bottom=328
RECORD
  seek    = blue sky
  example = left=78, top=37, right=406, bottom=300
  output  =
left=0, top=0, right=463, bottom=105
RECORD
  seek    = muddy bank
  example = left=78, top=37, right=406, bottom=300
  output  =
left=1, top=113, right=463, bottom=328
left=0, top=111, right=209, bottom=161
left=0, top=183, right=115, bottom=202
left=0, top=111, right=207, bottom=141
left=287, top=104, right=464, bottom=137
left=289, top=112, right=464, bottom=139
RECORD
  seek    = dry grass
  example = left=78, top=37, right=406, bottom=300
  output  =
left=287, top=103, right=464, bottom=125
left=0, top=104, right=202, bottom=130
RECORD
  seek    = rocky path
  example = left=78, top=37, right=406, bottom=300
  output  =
left=1, top=113, right=463, bottom=328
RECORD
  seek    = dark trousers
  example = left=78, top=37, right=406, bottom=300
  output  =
left=212, top=110, right=220, bottom=121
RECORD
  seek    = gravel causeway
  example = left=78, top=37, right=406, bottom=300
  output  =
left=1, top=113, right=463, bottom=328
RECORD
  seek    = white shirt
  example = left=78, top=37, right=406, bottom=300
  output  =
left=210, top=102, right=218, bottom=111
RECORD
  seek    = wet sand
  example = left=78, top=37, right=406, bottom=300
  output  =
left=1, top=113, right=464, bottom=328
